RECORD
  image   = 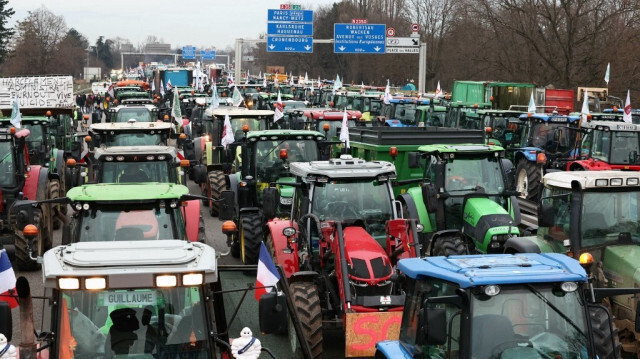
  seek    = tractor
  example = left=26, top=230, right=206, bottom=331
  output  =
left=61, top=182, right=205, bottom=243
left=214, top=129, right=332, bottom=264
left=504, top=170, right=640, bottom=357
left=376, top=253, right=639, bottom=359
left=0, top=239, right=315, bottom=358
left=377, top=98, right=428, bottom=127
left=106, top=101, right=159, bottom=123
left=568, top=121, right=640, bottom=171
left=512, top=113, right=582, bottom=200
left=237, top=155, right=422, bottom=357
left=0, top=126, right=54, bottom=270
left=414, top=103, right=448, bottom=127
left=398, top=143, right=521, bottom=256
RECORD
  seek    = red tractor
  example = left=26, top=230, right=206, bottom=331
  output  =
left=235, top=155, right=421, bottom=358
left=0, top=126, right=54, bottom=270
left=568, top=120, right=640, bottom=171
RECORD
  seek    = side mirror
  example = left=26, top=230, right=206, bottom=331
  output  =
left=538, top=202, right=555, bottom=227
left=62, top=224, right=71, bottom=245
left=408, top=152, right=421, bottom=168
left=417, top=307, right=447, bottom=346
left=218, top=190, right=235, bottom=221
left=262, top=187, right=280, bottom=220
left=258, top=291, right=288, bottom=335
left=422, top=183, right=439, bottom=213
left=0, top=301, right=12, bottom=341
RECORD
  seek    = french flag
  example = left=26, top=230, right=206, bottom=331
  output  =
left=0, top=248, right=18, bottom=308
left=255, top=243, right=281, bottom=301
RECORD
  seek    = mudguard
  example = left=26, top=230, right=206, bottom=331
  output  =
left=503, top=235, right=566, bottom=254
left=50, top=148, right=64, bottom=179
left=205, top=140, right=213, bottom=166
left=182, top=200, right=201, bottom=242
left=23, top=165, right=44, bottom=201
left=402, top=187, right=432, bottom=233
left=517, top=147, right=541, bottom=162
left=385, top=219, right=419, bottom=261
left=375, top=341, right=410, bottom=359
left=568, top=159, right=613, bottom=171
left=266, top=218, right=299, bottom=277
left=509, top=196, right=521, bottom=225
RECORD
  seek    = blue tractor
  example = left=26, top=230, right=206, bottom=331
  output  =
left=376, top=253, right=640, bottom=359
left=512, top=113, right=581, bottom=200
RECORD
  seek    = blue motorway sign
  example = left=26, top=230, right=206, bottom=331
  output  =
left=267, top=36, right=313, bottom=53
left=268, top=9, right=313, bottom=23
left=334, top=24, right=386, bottom=54
left=201, top=50, right=216, bottom=60
left=182, top=46, right=196, bottom=59
left=267, top=22, right=313, bottom=36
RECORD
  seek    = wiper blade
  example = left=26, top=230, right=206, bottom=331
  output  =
left=525, top=284, right=585, bottom=337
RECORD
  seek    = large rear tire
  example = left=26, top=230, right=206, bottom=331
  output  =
left=590, top=305, right=621, bottom=359
left=50, top=179, right=62, bottom=229
left=208, top=170, right=226, bottom=217
left=290, top=282, right=323, bottom=359
left=515, top=160, right=542, bottom=201
left=239, top=213, right=263, bottom=265
left=432, top=235, right=467, bottom=257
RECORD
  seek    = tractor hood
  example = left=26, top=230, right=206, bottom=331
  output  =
left=276, top=176, right=296, bottom=198
left=463, top=196, right=519, bottom=252
left=342, top=226, right=393, bottom=285
left=603, top=245, right=640, bottom=290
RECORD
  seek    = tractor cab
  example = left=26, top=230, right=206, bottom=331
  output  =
left=303, top=109, right=362, bottom=139
left=377, top=253, right=630, bottom=359
left=107, top=103, right=158, bottom=123
left=443, top=101, right=492, bottom=129
left=401, top=143, right=520, bottom=255
left=88, top=122, right=172, bottom=148
left=2, top=240, right=314, bottom=358
left=93, top=146, right=188, bottom=185
left=415, top=104, right=448, bottom=127
left=569, top=121, right=640, bottom=171
left=353, top=94, right=383, bottom=122
left=472, top=109, right=526, bottom=147
left=379, top=98, right=423, bottom=127
left=62, top=183, right=206, bottom=243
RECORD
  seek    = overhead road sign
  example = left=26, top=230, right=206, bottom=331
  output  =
left=386, top=37, right=420, bottom=47
left=268, top=9, right=313, bottom=22
left=334, top=23, right=386, bottom=54
left=201, top=50, right=216, bottom=60
left=182, top=46, right=196, bottom=59
left=267, top=36, right=313, bottom=53
left=267, top=22, right=313, bottom=36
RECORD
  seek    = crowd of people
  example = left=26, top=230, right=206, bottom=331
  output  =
left=76, top=93, right=105, bottom=114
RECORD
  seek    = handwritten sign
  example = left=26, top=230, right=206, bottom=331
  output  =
left=0, top=76, right=74, bottom=109
left=345, top=311, right=402, bottom=357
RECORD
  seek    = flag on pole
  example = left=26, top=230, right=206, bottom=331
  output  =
left=0, top=248, right=18, bottom=308
left=527, top=93, right=536, bottom=113
left=228, top=74, right=235, bottom=87
left=160, top=80, right=165, bottom=97
left=304, top=72, right=308, bottom=84
left=263, top=77, right=267, bottom=88
left=340, top=108, right=350, bottom=148
left=274, top=91, right=284, bottom=122
left=309, top=81, right=314, bottom=95
left=232, top=86, right=243, bottom=107
left=360, top=82, right=365, bottom=95
left=210, top=82, right=219, bottom=110
left=604, top=63, right=611, bottom=85
left=151, top=81, right=156, bottom=93
left=580, top=91, right=590, bottom=125
left=221, top=114, right=235, bottom=149
left=289, top=74, right=295, bottom=86
left=171, top=86, right=182, bottom=124
left=259, top=71, right=262, bottom=78
left=624, top=90, right=632, bottom=124
left=166, top=79, right=173, bottom=91
left=333, top=74, right=342, bottom=94
left=383, top=80, right=392, bottom=105
left=434, top=81, right=442, bottom=99
left=255, top=242, right=281, bottom=301
left=10, top=95, right=21, bottom=128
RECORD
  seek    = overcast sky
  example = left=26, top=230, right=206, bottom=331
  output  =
left=8, top=0, right=337, bottom=49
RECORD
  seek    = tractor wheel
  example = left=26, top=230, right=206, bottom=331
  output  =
left=290, top=282, right=323, bottom=359
left=197, top=215, right=206, bottom=243
left=239, top=213, right=263, bottom=265
left=515, top=160, right=542, bottom=201
left=432, top=235, right=467, bottom=257
left=590, top=305, right=621, bottom=359
left=50, top=179, right=62, bottom=229
left=265, top=234, right=277, bottom=259
left=208, top=171, right=226, bottom=217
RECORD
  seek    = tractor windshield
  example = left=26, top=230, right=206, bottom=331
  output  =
left=311, top=179, right=393, bottom=238
left=0, top=142, right=15, bottom=187
left=101, top=160, right=173, bottom=183
left=526, top=123, right=576, bottom=154
left=106, top=133, right=165, bottom=147
left=255, top=139, right=318, bottom=183
left=230, top=118, right=264, bottom=139
left=114, top=108, right=153, bottom=123
left=444, top=156, right=505, bottom=194
left=583, top=130, right=640, bottom=164
left=58, top=286, right=211, bottom=358
left=471, top=284, right=589, bottom=359
left=22, top=123, right=44, bottom=143
left=318, top=119, right=356, bottom=138
left=581, top=190, right=640, bottom=246
left=74, top=205, right=185, bottom=242
left=393, top=103, right=417, bottom=124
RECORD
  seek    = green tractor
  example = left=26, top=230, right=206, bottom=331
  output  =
left=398, top=143, right=521, bottom=256
left=415, top=104, right=448, bottom=127
left=504, top=170, right=640, bottom=357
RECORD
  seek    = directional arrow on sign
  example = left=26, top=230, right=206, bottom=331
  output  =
left=339, top=46, right=346, bottom=51
left=269, top=44, right=276, bottom=50
left=374, top=46, right=381, bottom=52
left=304, top=45, right=312, bottom=51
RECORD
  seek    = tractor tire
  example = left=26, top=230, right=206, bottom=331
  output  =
left=197, top=215, right=206, bottom=243
left=432, top=235, right=467, bottom=257
left=239, top=213, right=263, bottom=265
left=590, top=305, right=621, bottom=359
left=290, top=282, right=323, bottom=359
left=265, top=234, right=277, bottom=259
left=50, top=179, right=62, bottom=229
left=208, top=171, right=226, bottom=217
left=515, top=160, right=542, bottom=201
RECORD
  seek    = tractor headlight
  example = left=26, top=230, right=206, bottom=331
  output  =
left=484, top=285, right=500, bottom=296
left=627, top=178, right=639, bottom=185
left=416, top=223, right=424, bottom=232
left=283, top=227, right=297, bottom=237
left=74, top=203, right=82, bottom=211
left=182, top=273, right=203, bottom=286
left=82, top=203, right=90, bottom=210
left=155, top=275, right=177, bottom=287
left=280, top=197, right=293, bottom=205
left=610, top=178, right=623, bottom=186
left=84, top=277, right=107, bottom=290
left=58, top=277, right=80, bottom=290
left=560, top=281, right=578, bottom=292
left=595, top=179, right=608, bottom=186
